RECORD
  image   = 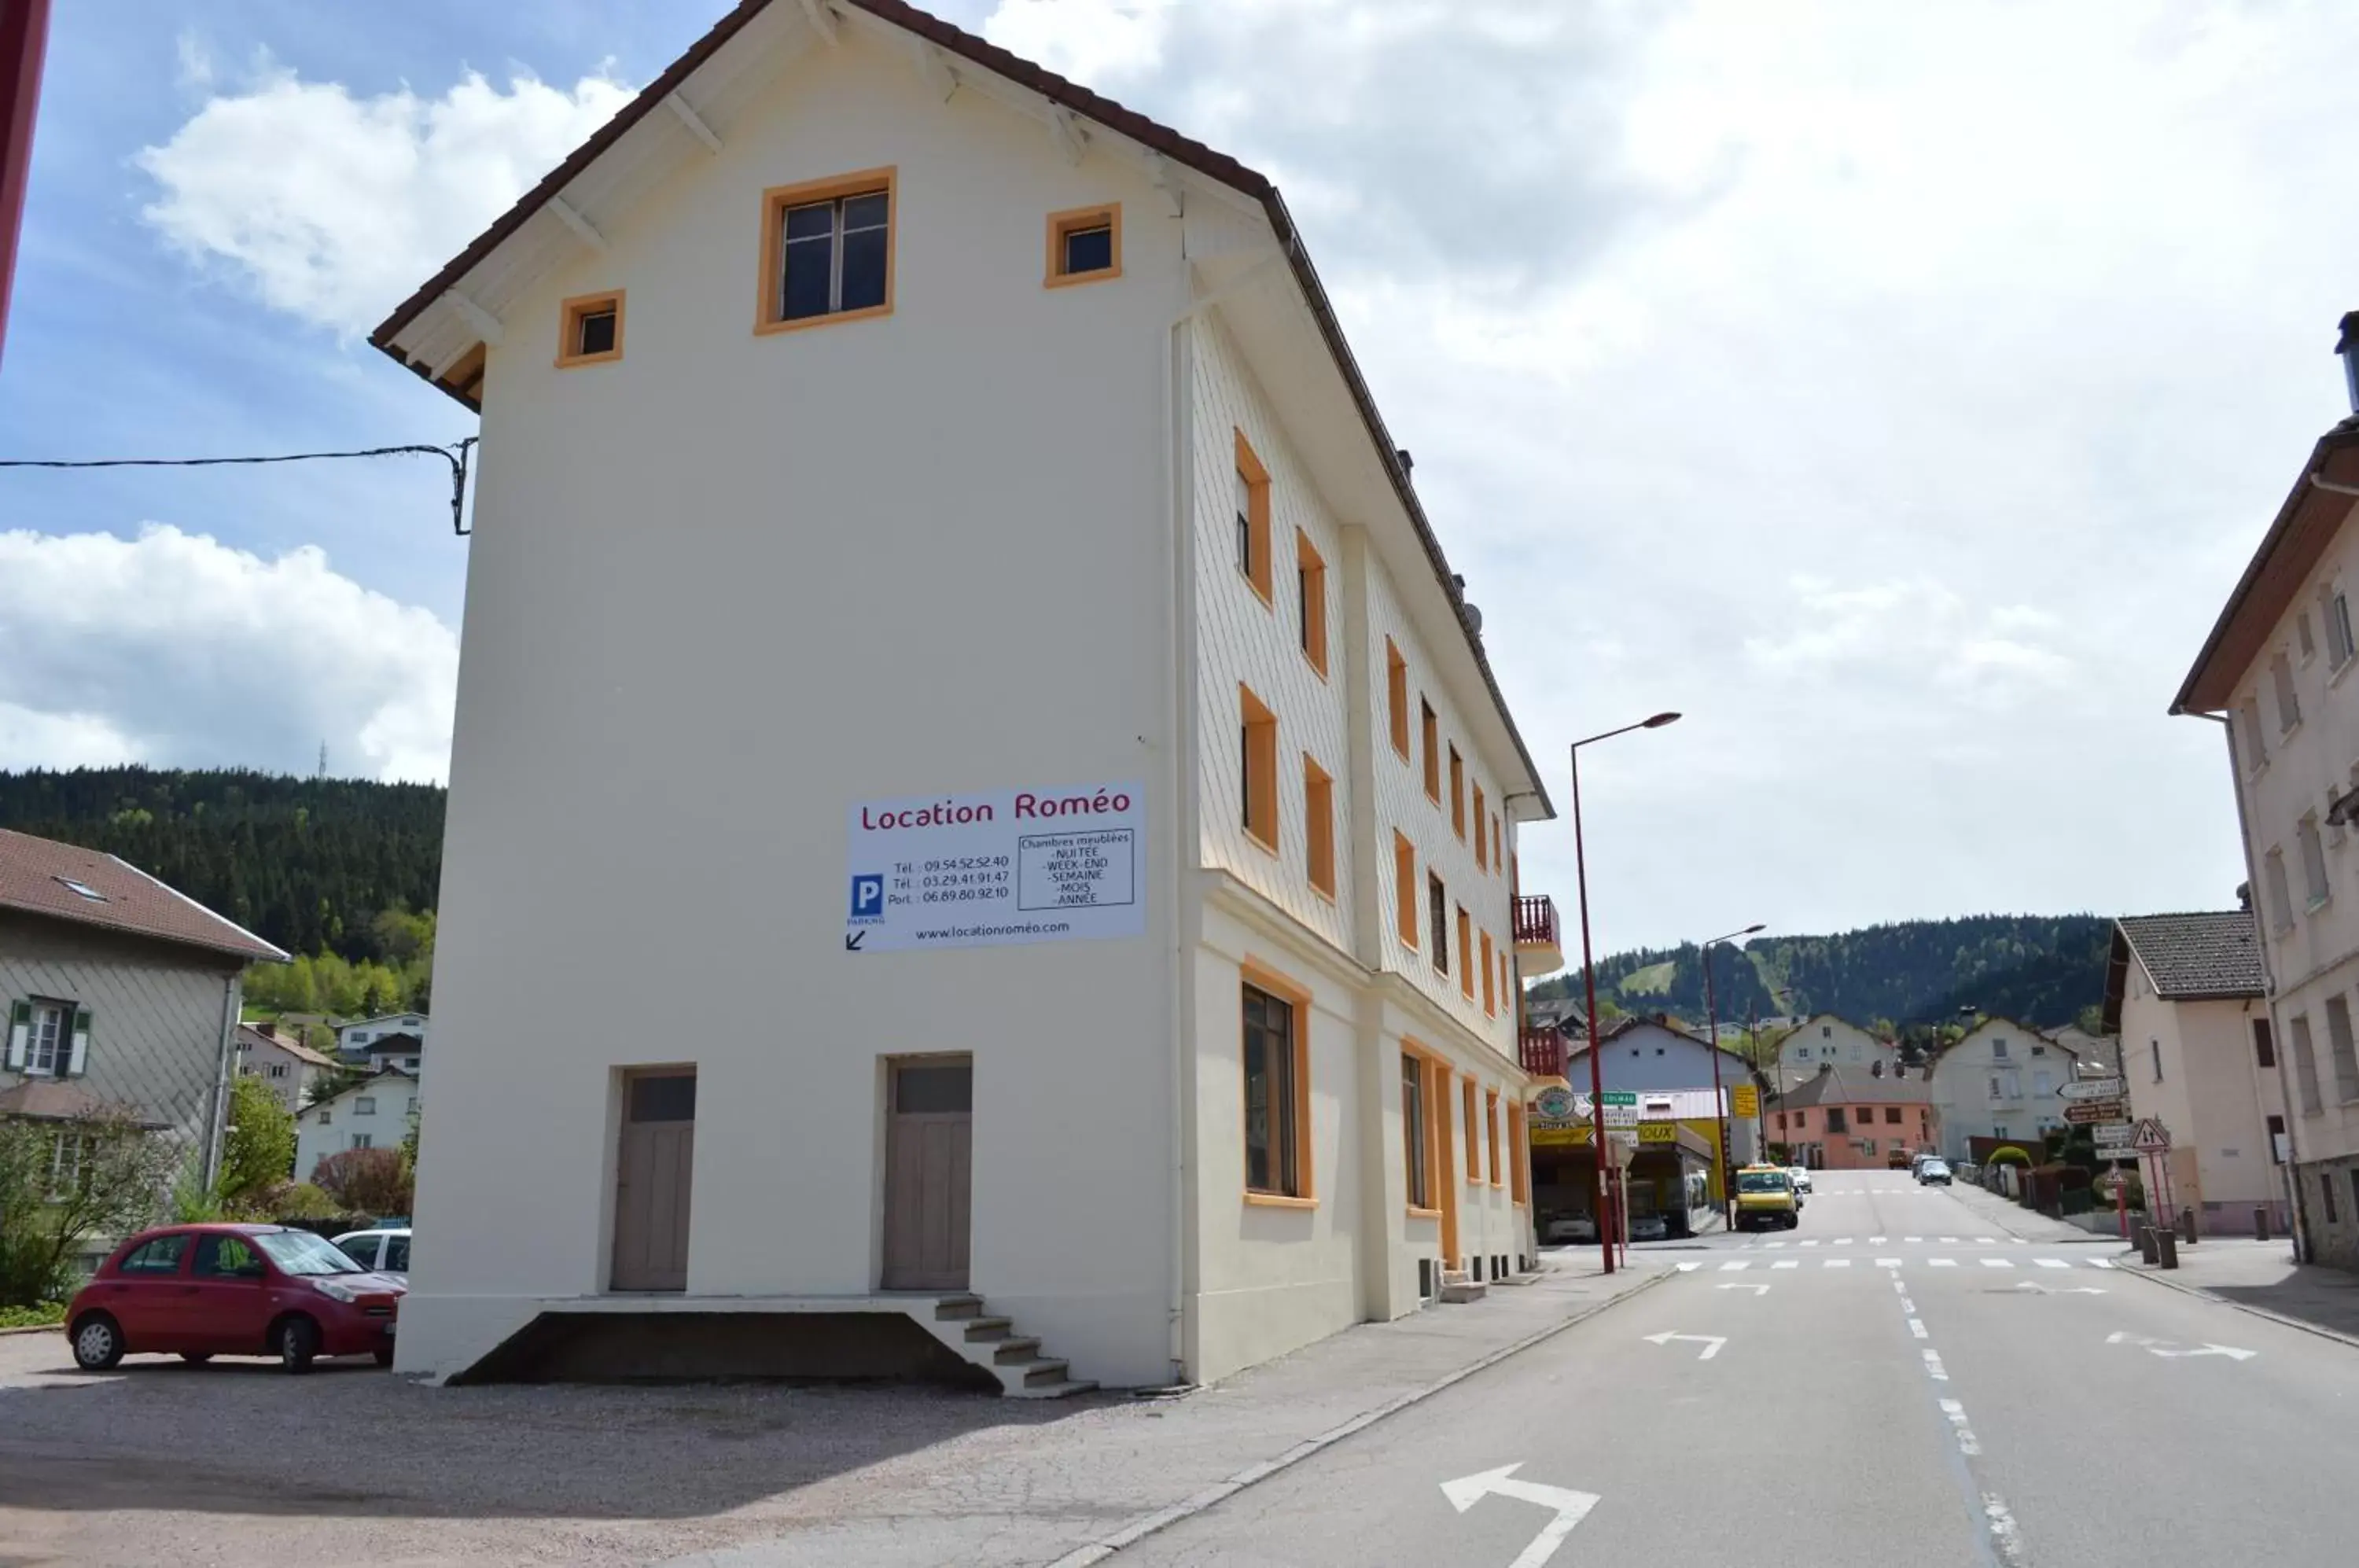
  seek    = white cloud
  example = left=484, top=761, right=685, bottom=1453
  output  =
left=135, top=61, right=633, bottom=337
left=0, top=526, right=457, bottom=782
left=983, top=0, right=1175, bottom=84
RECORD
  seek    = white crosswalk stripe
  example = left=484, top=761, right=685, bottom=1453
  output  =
left=2089, top=1258, right=2115, bottom=1268
left=1905, top=1236, right=1923, bottom=1242
left=1801, top=1239, right=1820, bottom=1247
left=1825, top=1258, right=1851, bottom=1268
left=1676, top=1262, right=1699, bottom=1272
left=1929, top=1257, right=1957, bottom=1267
left=1981, top=1257, right=2014, bottom=1269
left=1877, top=1257, right=1902, bottom=1268
left=1869, top=1235, right=1887, bottom=1244
left=1835, top=1237, right=1855, bottom=1245
left=2034, top=1258, right=2070, bottom=1269
left=1765, top=1240, right=1787, bottom=1249
left=1720, top=1261, right=1750, bottom=1271
left=1939, top=1236, right=1959, bottom=1243
left=1974, top=1237, right=1997, bottom=1245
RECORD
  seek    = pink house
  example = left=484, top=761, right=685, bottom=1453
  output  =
left=1772, top=1066, right=1938, bottom=1170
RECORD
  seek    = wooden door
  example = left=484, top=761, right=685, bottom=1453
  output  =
left=882, top=1058, right=972, bottom=1290
left=612, top=1069, right=696, bottom=1292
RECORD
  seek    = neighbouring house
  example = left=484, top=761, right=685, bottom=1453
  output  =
left=2103, top=911, right=2289, bottom=1236
left=2172, top=336, right=2359, bottom=1270
left=359, top=1032, right=423, bottom=1076
left=1924, top=1018, right=2077, bottom=1161
left=1772, top=1065, right=1936, bottom=1170
left=234, top=1022, right=340, bottom=1113
left=1771, top=1014, right=1897, bottom=1095
left=2, top=827, right=286, bottom=1187
left=337, top=1013, right=429, bottom=1061
left=366, top=0, right=1559, bottom=1389
left=296, top=1071, right=420, bottom=1189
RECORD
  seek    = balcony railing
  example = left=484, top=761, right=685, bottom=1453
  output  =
left=1514, top=894, right=1561, bottom=950
left=1519, top=1027, right=1567, bottom=1078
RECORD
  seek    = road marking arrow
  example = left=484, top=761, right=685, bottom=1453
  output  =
left=1642, top=1331, right=1726, bottom=1360
left=2012, top=1281, right=2105, bottom=1295
left=1714, top=1283, right=1770, bottom=1296
left=1440, top=1463, right=1600, bottom=1568
left=2106, top=1331, right=2254, bottom=1360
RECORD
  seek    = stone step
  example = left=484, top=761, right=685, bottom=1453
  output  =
left=960, top=1316, right=1014, bottom=1342
left=1439, top=1280, right=1488, bottom=1304
left=1014, top=1357, right=1072, bottom=1388
left=1007, top=1378, right=1099, bottom=1401
left=991, top=1335, right=1043, bottom=1364
left=933, top=1294, right=985, bottom=1320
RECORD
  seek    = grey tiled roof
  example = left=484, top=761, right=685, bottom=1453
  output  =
left=2117, top=912, right=2266, bottom=999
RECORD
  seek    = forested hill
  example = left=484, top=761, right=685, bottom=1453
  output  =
left=0, top=767, right=444, bottom=962
left=1529, top=915, right=2114, bottom=1031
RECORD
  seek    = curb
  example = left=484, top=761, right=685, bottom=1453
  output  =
left=2111, top=1261, right=2359, bottom=1353
left=0, top=1323, right=61, bottom=1338
left=1046, top=1268, right=1674, bottom=1566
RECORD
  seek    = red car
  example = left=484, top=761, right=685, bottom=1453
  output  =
left=65, top=1223, right=404, bottom=1374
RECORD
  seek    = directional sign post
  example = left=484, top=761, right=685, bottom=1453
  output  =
left=2059, top=1078, right=2127, bottom=1102
left=1601, top=1091, right=1638, bottom=1131
left=2064, top=1099, right=2127, bottom=1125
left=1440, top=1465, right=1599, bottom=1568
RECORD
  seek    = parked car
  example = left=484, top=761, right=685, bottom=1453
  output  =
left=1918, top=1158, right=1954, bottom=1186
left=1787, top=1166, right=1813, bottom=1194
left=332, top=1227, right=411, bottom=1279
left=65, top=1224, right=404, bottom=1374
left=1627, top=1212, right=1670, bottom=1242
left=1540, top=1211, right=1598, bottom=1244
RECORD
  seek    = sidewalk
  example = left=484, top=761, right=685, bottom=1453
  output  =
left=2114, top=1235, right=2359, bottom=1346
left=1941, top=1177, right=2111, bottom=1244
left=678, top=1257, right=1673, bottom=1567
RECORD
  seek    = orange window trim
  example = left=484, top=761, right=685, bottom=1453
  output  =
left=1043, top=201, right=1123, bottom=287
left=555, top=289, right=625, bottom=369
left=1296, top=529, right=1329, bottom=679
left=754, top=166, right=898, bottom=336
left=1457, top=907, right=1474, bottom=999
left=1480, top=930, right=1496, bottom=1016
left=1461, top=1075, right=1479, bottom=1180
left=1241, top=683, right=1279, bottom=856
left=1304, top=755, right=1336, bottom=900
left=1240, top=959, right=1316, bottom=1205
left=1386, top=639, right=1410, bottom=759
left=1421, top=700, right=1440, bottom=800
left=1406, top=1041, right=1448, bottom=1214
left=1449, top=747, right=1465, bottom=838
left=1235, top=429, right=1274, bottom=605
left=1509, top=1106, right=1529, bottom=1202
left=1393, top=831, right=1418, bottom=948
left=1492, top=813, right=1503, bottom=875
left=1473, top=785, right=1488, bottom=870
left=1486, top=1090, right=1502, bottom=1186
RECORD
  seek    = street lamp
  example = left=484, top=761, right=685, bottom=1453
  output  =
left=1698, top=922, right=1765, bottom=1224
left=1571, top=710, right=1680, bottom=1275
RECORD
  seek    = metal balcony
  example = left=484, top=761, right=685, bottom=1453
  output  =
left=1513, top=894, right=1565, bottom=976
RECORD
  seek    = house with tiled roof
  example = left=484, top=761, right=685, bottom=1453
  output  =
left=2, top=827, right=285, bottom=1189
left=2103, top=911, right=2289, bottom=1235
left=1771, top=1064, right=1936, bottom=1171
left=234, top=1022, right=342, bottom=1113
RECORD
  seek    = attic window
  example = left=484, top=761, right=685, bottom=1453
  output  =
left=53, top=877, right=106, bottom=903
left=1046, top=203, right=1121, bottom=285
left=758, top=168, right=896, bottom=333
left=556, top=291, right=624, bottom=367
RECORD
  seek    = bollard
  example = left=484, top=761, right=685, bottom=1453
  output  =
left=2156, top=1227, right=2180, bottom=1269
left=2256, top=1207, right=2270, bottom=1242
left=2180, top=1206, right=2198, bottom=1246
left=2136, top=1224, right=2159, bottom=1265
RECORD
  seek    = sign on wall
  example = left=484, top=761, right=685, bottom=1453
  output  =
left=1730, top=1084, right=1758, bottom=1117
left=845, top=782, right=1146, bottom=953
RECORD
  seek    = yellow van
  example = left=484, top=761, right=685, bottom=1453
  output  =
left=1734, top=1165, right=1799, bottom=1231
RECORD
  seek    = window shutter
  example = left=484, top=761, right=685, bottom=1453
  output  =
left=5, top=1001, right=28, bottom=1072
left=67, top=1008, right=91, bottom=1077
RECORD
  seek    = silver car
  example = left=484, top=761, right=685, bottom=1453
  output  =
left=331, top=1227, right=411, bottom=1279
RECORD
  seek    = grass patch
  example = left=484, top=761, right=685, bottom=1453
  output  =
left=1620, top=961, right=1676, bottom=996
left=0, top=1301, right=65, bottom=1330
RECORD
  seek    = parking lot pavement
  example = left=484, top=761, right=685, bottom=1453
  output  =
left=0, top=1261, right=1667, bottom=1567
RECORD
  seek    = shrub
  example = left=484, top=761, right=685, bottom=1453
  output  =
left=0, top=1110, right=175, bottom=1308
left=0, top=1301, right=65, bottom=1330
left=311, top=1148, right=413, bottom=1217
left=254, top=1182, right=344, bottom=1222
left=1986, top=1145, right=2033, bottom=1166
left=219, top=1076, right=296, bottom=1205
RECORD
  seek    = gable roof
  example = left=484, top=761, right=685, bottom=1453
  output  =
left=2102, top=911, right=2266, bottom=1032
left=366, top=0, right=1551, bottom=817
left=1773, top=1065, right=1931, bottom=1109
left=1566, top=1016, right=1757, bottom=1074
left=314, top=1069, right=418, bottom=1112
left=236, top=1024, right=338, bottom=1070
left=0, top=829, right=285, bottom=964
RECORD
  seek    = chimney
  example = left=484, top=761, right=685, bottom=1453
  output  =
left=1397, top=447, right=1413, bottom=477
left=2339, top=312, right=2359, bottom=415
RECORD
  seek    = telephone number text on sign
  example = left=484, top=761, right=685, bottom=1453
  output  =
left=846, top=781, right=1146, bottom=951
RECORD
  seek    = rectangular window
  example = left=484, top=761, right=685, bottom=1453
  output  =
left=758, top=167, right=895, bottom=331
left=2254, top=1018, right=2276, bottom=1069
left=2239, top=696, right=2268, bottom=768
left=2267, top=1113, right=2287, bottom=1161
left=1499, top=949, right=1511, bottom=1012
left=1885, top=1106, right=1901, bottom=1124
left=1790, top=1110, right=1808, bottom=1131
left=1394, top=832, right=1419, bottom=948
left=1480, top=930, right=1496, bottom=1015
left=2151, top=1039, right=2163, bottom=1083
left=2301, top=813, right=2331, bottom=907
left=351, top=1134, right=374, bottom=1150
left=1304, top=755, right=1336, bottom=899
left=1234, top=430, right=1272, bottom=604
left=1486, top=1090, right=1502, bottom=1185
left=2291, top=1014, right=2324, bottom=1113
left=1825, top=1107, right=1847, bottom=1133
left=1492, top=814, right=1503, bottom=874
left=1296, top=531, right=1329, bottom=676
left=1449, top=746, right=1466, bottom=838
left=2266, top=847, right=2296, bottom=932
left=2330, top=590, right=2357, bottom=668
left=2324, top=1172, right=2340, bottom=1224
left=1242, top=976, right=1308, bottom=1199
left=1386, top=639, right=1410, bottom=759
left=1473, top=785, right=1488, bottom=870
left=1457, top=907, right=1474, bottom=999
left=2273, top=650, right=2302, bottom=732
left=2298, top=611, right=2318, bottom=661
left=1422, top=700, right=1441, bottom=801
left=1430, top=874, right=1449, bottom=971
left=354, top=1096, right=376, bottom=1116
left=1462, top=1077, right=1480, bottom=1180
left=1044, top=202, right=1121, bottom=285
left=22, top=999, right=68, bottom=1077
left=1402, top=1054, right=1430, bottom=1209
left=1240, top=683, right=1278, bottom=853
left=316, top=1110, right=330, bottom=1126
left=556, top=290, right=624, bottom=367
left=2327, top=996, right=2359, bottom=1103
left=1508, top=1106, right=1527, bottom=1201
left=1992, top=1039, right=2008, bottom=1059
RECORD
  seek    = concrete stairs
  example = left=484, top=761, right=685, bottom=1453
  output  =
left=1438, top=1268, right=1488, bottom=1305
left=922, top=1294, right=1099, bottom=1398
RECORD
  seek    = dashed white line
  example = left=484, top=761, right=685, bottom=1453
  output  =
left=1974, top=1236, right=1997, bottom=1245
left=1923, top=1349, right=1949, bottom=1381
left=1985, top=1494, right=2025, bottom=1563
left=1719, top=1261, right=1750, bottom=1272
left=1938, top=1398, right=1982, bottom=1457
left=1929, top=1257, right=1957, bottom=1268
left=1939, top=1236, right=1959, bottom=1243
left=1825, top=1258, right=1851, bottom=1268
left=1905, top=1235, right=1923, bottom=1242
left=1868, top=1235, right=1887, bottom=1244
left=1878, top=1257, right=1903, bottom=1268
left=1801, top=1239, right=1820, bottom=1248
left=1772, top=1260, right=1799, bottom=1270
left=1909, top=1317, right=1928, bottom=1338
left=1834, top=1236, right=1855, bottom=1245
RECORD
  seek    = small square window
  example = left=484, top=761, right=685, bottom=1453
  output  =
left=1046, top=204, right=1122, bottom=285
left=557, top=291, right=624, bottom=367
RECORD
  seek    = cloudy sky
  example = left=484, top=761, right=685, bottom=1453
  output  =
left=4, top=0, right=2353, bottom=949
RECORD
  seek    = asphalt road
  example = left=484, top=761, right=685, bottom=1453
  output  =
left=1116, top=1171, right=2359, bottom=1567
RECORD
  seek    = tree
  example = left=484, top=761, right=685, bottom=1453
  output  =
left=218, top=1076, right=296, bottom=1205
left=0, top=1111, right=175, bottom=1307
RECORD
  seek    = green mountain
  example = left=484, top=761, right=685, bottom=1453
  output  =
left=0, top=767, right=444, bottom=963
left=1529, top=915, right=2114, bottom=1032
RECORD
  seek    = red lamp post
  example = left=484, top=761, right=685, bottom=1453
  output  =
left=1698, top=923, right=1765, bottom=1224
left=1571, top=712, right=1680, bottom=1275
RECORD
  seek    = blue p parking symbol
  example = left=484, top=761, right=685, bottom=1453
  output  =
left=849, top=874, right=886, bottom=922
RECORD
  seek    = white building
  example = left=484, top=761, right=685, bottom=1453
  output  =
left=370, top=0, right=1556, bottom=1390
left=1772, top=1014, right=1894, bottom=1095
left=1924, top=1018, right=2077, bottom=1161
left=296, top=1071, right=419, bottom=1188
left=234, top=1023, right=338, bottom=1113
left=2173, top=336, right=2359, bottom=1268
left=337, top=1013, right=428, bottom=1058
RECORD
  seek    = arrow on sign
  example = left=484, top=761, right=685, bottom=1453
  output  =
left=1643, top=1331, right=1726, bottom=1360
left=2012, top=1281, right=2106, bottom=1295
left=1440, top=1464, right=1599, bottom=1568
left=2106, top=1331, right=2254, bottom=1360
left=844, top=930, right=867, bottom=951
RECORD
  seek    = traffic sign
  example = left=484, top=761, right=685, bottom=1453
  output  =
left=2063, top=1100, right=2126, bottom=1124
left=2132, top=1117, right=2171, bottom=1154
left=2059, top=1079, right=2125, bottom=1102
left=1599, top=1091, right=1637, bottom=1106
left=1731, top=1084, right=1758, bottom=1117
left=2091, top=1122, right=2134, bottom=1144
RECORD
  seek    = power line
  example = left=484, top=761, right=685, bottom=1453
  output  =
left=0, top=438, right=480, bottom=535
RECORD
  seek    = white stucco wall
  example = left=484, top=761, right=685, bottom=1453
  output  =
left=2119, top=981, right=2282, bottom=1228
left=1925, top=1021, right=2071, bottom=1159
left=296, top=1073, right=418, bottom=1189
